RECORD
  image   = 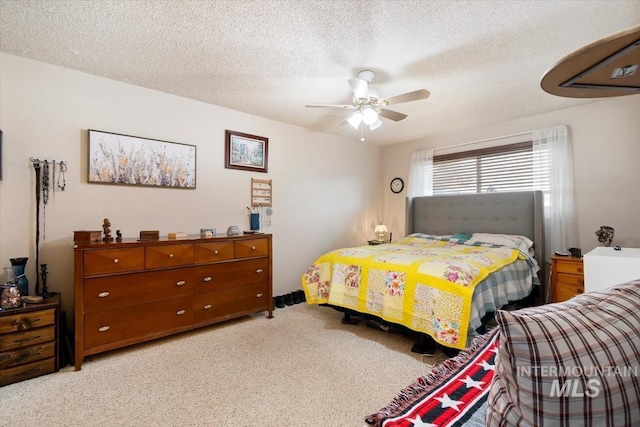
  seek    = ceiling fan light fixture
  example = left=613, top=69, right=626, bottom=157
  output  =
left=369, top=118, right=383, bottom=130
left=347, top=111, right=363, bottom=129
left=362, top=106, right=378, bottom=125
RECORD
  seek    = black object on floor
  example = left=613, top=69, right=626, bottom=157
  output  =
left=284, top=293, right=294, bottom=306
left=442, top=346, right=460, bottom=358
left=274, top=296, right=285, bottom=308
left=411, top=333, right=437, bottom=356
left=298, top=289, right=306, bottom=302
left=292, top=291, right=301, bottom=304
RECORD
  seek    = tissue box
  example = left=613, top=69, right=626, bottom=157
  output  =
left=200, top=228, right=216, bottom=238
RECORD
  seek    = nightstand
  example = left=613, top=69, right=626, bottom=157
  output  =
left=551, top=255, right=584, bottom=302
left=0, top=293, right=61, bottom=386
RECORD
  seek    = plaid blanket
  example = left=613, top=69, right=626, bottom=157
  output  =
left=365, top=328, right=499, bottom=427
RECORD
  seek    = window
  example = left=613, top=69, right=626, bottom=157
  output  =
left=431, top=142, right=549, bottom=195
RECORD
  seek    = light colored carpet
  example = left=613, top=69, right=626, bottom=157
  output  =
left=2, top=303, right=444, bottom=427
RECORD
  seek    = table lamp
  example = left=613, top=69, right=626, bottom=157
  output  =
left=374, top=224, right=388, bottom=242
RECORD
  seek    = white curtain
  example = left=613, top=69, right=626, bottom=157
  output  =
left=532, top=125, right=578, bottom=260
left=408, top=149, right=434, bottom=198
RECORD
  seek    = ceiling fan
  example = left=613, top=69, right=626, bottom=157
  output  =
left=306, top=70, right=430, bottom=139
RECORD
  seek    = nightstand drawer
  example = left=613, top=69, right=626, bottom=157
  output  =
left=0, top=341, right=56, bottom=369
left=556, top=273, right=584, bottom=286
left=0, top=308, right=56, bottom=334
left=556, top=284, right=584, bottom=302
left=0, top=326, right=56, bottom=352
left=0, top=357, right=56, bottom=386
left=555, top=261, right=584, bottom=275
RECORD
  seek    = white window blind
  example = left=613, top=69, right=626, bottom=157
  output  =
left=432, top=142, right=549, bottom=195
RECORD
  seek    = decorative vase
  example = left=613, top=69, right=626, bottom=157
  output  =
left=10, top=257, right=29, bottom=296
left=250, top=213, right=260, bottom=231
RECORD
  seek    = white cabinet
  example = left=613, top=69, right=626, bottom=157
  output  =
left=583, top=247, right=640, bottom=292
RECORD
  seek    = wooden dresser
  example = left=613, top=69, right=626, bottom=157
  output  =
left=551, top=255, right=584, bottom=302
left=74, top=234, right=272, bottom=370
left=0, top=293, right=60, bottom=386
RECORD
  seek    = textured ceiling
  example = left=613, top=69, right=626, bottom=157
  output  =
left=1, top=0, right=639, bottom=145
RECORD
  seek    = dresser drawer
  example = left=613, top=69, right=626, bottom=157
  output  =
left=0, top=326, right=56, bottom=352
left=84, top=248, right=145, bottom=276
left=0, top=341, right=56, bottom=369
left=235, top=238, right=269, bottom=259
left=0, top=308, right=56, bottom=334
left=194, top=258, right=269, bottom=294
left=84, top=268, right=194, bottom=313
left=194, top=241, right=234, bottom=263
left=84, top=296, right=193, bottom=349
left=555, top=260, right=584, bottom=275
left=556, top=273, right=584, bottom=286
left=194, top=282, right=269, bottom=323
left=1, top=356, right=56, bottom=386
left=145, top=244, right=194, bottom=269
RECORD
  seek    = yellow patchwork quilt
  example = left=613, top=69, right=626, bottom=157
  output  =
left=301, top=235, right=520, bottom=350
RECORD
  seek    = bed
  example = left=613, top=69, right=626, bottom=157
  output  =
left=301, top=191, right=545, bottom=351
left=366, top=278, right=640, bottom=426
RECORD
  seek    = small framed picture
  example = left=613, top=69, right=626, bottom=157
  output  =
left=225, top=130, right=268, bottom=173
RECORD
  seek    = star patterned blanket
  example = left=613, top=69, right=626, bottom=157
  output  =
left=302, top=235, right=525, bottom=349
left=365, top=328, right=499, bottom=427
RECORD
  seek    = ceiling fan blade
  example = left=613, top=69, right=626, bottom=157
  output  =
left=382, top=89, right=430, bottom=106
left=379, top=108, right=408, bottom=122
left=305, top=103, right=355, bottom=109
left=348, top=78, right=369, bottom=99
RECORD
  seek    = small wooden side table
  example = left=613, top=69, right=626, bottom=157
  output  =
left=0, top=293, right=61, bottom=386
left=551, top=255, right=584, bottom=302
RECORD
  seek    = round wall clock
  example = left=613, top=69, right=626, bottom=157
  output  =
left=390, top=177, right=404, bottom=193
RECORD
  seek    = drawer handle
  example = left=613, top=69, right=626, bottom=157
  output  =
left=256, top=293, right=263, bottom=298
left=113, top=258, right=119, bottom=264
left=169, top=254, right=174, bottom=258
left=203, top=276, right=212, bottom=282
left=98, top=326, right=110, bottom=332
left=176, top=280, right=186, bottom=286
left=176, top=309, right=186, bottom=315
left=577, top=268, right=583, bottom=273
left=15, top=351, right=41, bottom=361
left=11, top=318, right=42, bottom=331
left=203, top=304, right=212, bottom=310
left=98, top=291, right=110, bottom=298
left=256, top=269, right=263, bottom=273
left=214, top=250, right=219, bottom=254
left=14, top=335, right=41, bottom=343
left=15, top=367, right=41, bottom=377
left=251, top=246, right=256, bottom=250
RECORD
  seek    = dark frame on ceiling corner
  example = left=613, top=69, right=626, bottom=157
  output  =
left=87, top=129, right=196, bottom=188
left=224, top=130, right=268, bottom=173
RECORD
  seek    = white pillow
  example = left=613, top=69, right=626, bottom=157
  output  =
left=468, top=233, right=533, bottom=253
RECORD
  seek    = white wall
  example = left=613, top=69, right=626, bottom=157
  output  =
left=0, top=53, right=381, bottom=321
left=381, top=95, right=640, bottom=255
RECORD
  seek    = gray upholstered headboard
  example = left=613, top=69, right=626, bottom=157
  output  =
left=405, top=191, right=545, bottom=267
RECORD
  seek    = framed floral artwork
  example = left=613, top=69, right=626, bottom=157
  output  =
left=88, top=129, right=196, bottom=188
